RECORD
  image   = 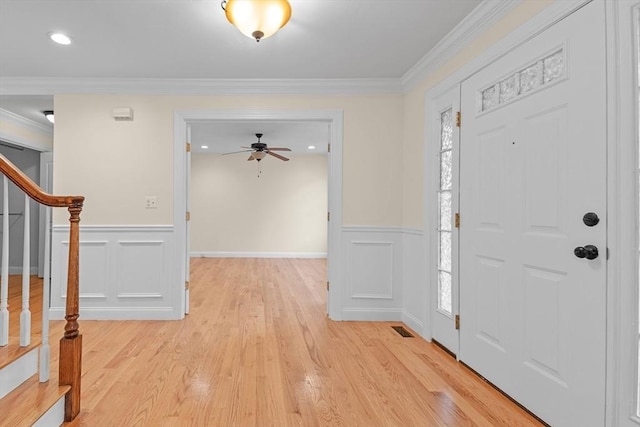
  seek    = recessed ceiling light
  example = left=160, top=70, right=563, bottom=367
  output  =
left=50, top=32, right=71, bottom=45
left=308, top=145, right=316, bottom=150
left=201, top=145, right=208, bottom=149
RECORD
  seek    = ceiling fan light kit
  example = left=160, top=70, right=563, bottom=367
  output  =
left=251, top=151, right=267, bottom=161
left=221, top=0, right=292, bottom=42
left=222, top=133, right=292, bottom=163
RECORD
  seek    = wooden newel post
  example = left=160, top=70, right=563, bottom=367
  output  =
left=59, top=202, right=83, bottom=421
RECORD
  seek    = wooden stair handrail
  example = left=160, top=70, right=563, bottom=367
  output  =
left=0, top=154, right=83, bottom=208
left=0, top=153, right=84, bottom=421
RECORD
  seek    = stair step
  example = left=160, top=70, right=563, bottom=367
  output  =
left=0, top=374, right=70, bottom=427
left=0, top=340, right=40, bottom=400
left=0, top=338, right=40, bottom=370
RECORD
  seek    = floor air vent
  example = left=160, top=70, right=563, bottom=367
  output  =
left=391, top=326, right=414, bottom=337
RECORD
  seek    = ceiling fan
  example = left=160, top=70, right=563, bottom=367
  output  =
left=223, top=133, right=291, bottom=161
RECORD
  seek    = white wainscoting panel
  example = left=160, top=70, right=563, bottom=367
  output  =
left=59, top=240, right=108, bottom=299
left=401, top=228, right=427, bottom=337
left=117, top=240, right=166, bottom=299
left=350, top=241, right=394, bottom=299
left=341, top=227, right=403, bottom=321
left=51, top=225, right=176, bottom=320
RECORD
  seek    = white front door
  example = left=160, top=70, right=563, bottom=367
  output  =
left=459, top=2, right=607, bottom=426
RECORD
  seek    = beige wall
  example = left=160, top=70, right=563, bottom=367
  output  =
left=190, top=153, right=327, bottom=254
left=53, top=94, right=403, bottom=226
left=401, top=0, right=553, bottom=228
left=50, top=1, right=555, bottom=229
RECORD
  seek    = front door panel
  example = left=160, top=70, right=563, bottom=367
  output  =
left=459, top=2, right=607, bottom=425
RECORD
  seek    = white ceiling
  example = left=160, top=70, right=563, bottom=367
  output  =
left=0, top=0, right=484, bottom=148
left=190, top=121, right=330, bottom=154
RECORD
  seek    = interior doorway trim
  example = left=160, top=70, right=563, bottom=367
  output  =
left=173, top=109, right=344, bottom=320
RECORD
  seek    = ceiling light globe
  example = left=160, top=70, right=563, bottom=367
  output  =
left=49, top=32, right=71, bottom=45
left=223, top=0, right=291, bottom=42
left=43, top=110, right=55, bottom=123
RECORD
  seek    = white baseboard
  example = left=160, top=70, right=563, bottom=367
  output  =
left=402, top=310, right=425, bottom=337
left=49, top=306, right=176, bottom=321
left=191, top=251, right=327, bottom=259
left=340, top=307, right=403, bottom=321
left=7, top=266, right=38, bottom=275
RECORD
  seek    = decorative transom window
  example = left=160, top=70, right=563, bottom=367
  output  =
left=478, top=48, right=565, bottom=113
left=437, top=108, right=453, bottom=315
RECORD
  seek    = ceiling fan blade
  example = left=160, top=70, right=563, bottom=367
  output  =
left=222, top=149, right=252, bottom=155
left=266, top=147, right=291, bottom=152
left=247, top=153, right=255, bottom=161
left=267, top=151, right=289, bottom=161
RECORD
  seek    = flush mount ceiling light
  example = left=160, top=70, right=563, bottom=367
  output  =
left=43, top=110, right=54, bottom=124
left=221, top=0, right=292, bottom=42
left=49, top=32, right=71, bottom=45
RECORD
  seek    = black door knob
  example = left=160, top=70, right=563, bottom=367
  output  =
left=574, top=245, right=599, bottom=260
left=583, top=212, right=600, bottom=227
left=583, top=245, right=599, bottom=260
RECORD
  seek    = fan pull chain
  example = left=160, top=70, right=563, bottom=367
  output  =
left=257, top=162, right=262, bottom=178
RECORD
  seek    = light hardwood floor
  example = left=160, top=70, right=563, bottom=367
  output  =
left=10, top=258, right=544, bottom=426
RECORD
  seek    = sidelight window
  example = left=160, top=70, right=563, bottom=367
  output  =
left=437, top=108, right=454, bottom=315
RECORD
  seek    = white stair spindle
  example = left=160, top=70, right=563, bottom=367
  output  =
left=20, top=193, right=30, bottom=346
left=0, top=177, right=8, bottom=346
left=40, top=205, right=51, bottom=382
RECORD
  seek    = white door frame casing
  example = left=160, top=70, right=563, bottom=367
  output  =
left=605, top=1, right=640, bottom=426
left=423, top=0, right=638, bottom=425
left=38, top=151, right=53, bottom=278
left=173, top=109, right=344, bottom=320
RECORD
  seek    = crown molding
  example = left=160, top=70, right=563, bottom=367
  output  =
left=0, top=77, right=404, bottom=96
left=423, top=0, right=591, bottom=101
left=401, top=0, right=523, bottom=91
left=0, top=108, right=52, bottom=135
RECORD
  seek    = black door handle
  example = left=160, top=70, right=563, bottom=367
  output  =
left=574, top=245, right=599, bottom=260
left=583, top=212, right=600, bottom=227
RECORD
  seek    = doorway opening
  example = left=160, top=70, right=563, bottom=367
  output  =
left=173, top=109, right=344, bottom=320
left=188, top=121, right=329, bottom=260
left=0, top=142, right=50, bottom=279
